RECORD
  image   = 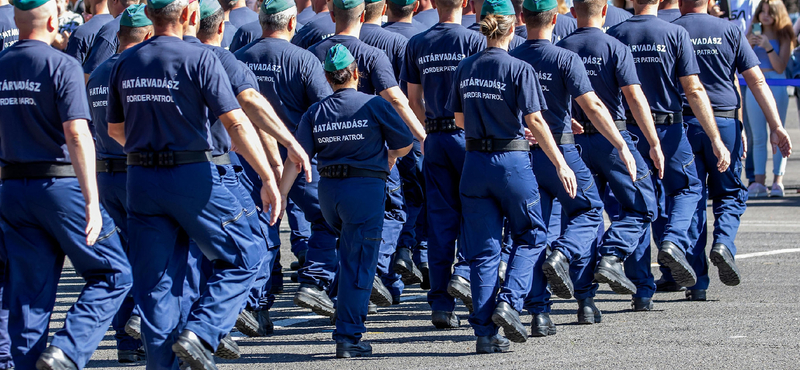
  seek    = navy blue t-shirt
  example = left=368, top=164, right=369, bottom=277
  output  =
left=607, top=15, right=699, bottom=114
left=88, top=53, right=125, bottom=159
left=0, top=40, right=91, bottom=165
left=308, top=34, right=398, bottom=95
left=657, top=8, right=682, bottom=23
left=446, top=47, right=545, bottom=140
left=291, top=12, right=336, bottom=49
left=221, top=20, right=236, bottom=50
left=360, top=23, right=408, bottom=82
left=65, top=13, right=114, bottom=64
left=462, top=14, right=476, bottom=28
left=0, top=5, right=19, bottom=50
left=106, top=36, right=240, bottom=153
left=295, top=88, right=413, bottom=173
left=235, top=37, right=332, bottom=133
left=509, top=39, right=592, bottom=134
left=558, top=26, right=641, bottom=122
left=83, top=16, right=121, bottom=75
left=297, top=6, right=316, bottom=26
left=672, top=13, right=760, bottom=110
left=603, top=5, right=633, bottom=31
left=514, top=15, right=577, bottom=42
left=230, top=7, right=259, bottom=28
left=383, top=21, right=425, bottom=39
left=229, top=20, right=261, bottom=52
left=401, top=22, right=485, bottom=119
left=414, top=8, right=439, bottom=28
left=186, top=36, right=258, bottom=156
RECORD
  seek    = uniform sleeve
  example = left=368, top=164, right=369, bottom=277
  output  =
left=370, top=52, right=399, bottom=93
left=83, top=34, right=117, bottom=74
left=564, top=54, right=594, bottom=98
left=218, top=51, right=257, bottom=96
left=615, top=44, right=641, bottom=87
left=240, top=62, right=259, bottom=92
left=105, top=58, right=125, bottom=124
left=230, top=26, right=256, bottom=53
left=400, top=38, right=421, bottom=84
left=444, top=66, right=463, bottom=113
left=198, top=50, right=242, bottom=118
left=374, top=97, right=413, bottom=150
left=64, top=32, right=81, bottom=61
left=733, top=27, right=760, bottom=73
left=56, top=59, right=92, bottom=122
left=517, top=64, right=544, bottom=116
left=675, top=28, right=701, bottom=77
left=303, top=57, right=333, bottom=103
left=295, top=108, right=317, bottom=158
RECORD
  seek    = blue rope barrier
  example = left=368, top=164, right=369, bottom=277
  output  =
left=739, top=78, right=800, bottom=87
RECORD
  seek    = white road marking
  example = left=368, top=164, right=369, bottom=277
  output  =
left=650, top=247, right=800, bottom=266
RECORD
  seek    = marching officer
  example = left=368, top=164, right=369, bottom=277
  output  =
left=0, top=0, right=133, bottom=368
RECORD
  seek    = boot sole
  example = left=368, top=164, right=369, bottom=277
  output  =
left=35, top=359, right=58, bottom=370
left=336, top=349, right=372, bottom=358
left=709, top=249, right=741, bottom=286
left=172, top=339, right=218, bottom=370
left=542, top=261, right=574, bottom=299
left=577, top=312, right=602, bottom=325
left=432, top=317, right=460, bottom=329
left=529, top=325, right=556, bottom=337
left=594, top=267, right=637, bottom=295
left=370, top=283, right=393, bottom=307
left=294, top=291, right=336, bottom=317
left=476, top=343, right=510, bottom=353
left=214, top=338, right=240, bottom=360
left=235, top=313, right=262, bottom=338
left=393, top=259, right=423, bottom=285
left=491, top=311, right=527, bottom=343
left=446, top=281, right=473, bottom=313
left=657, top=248, right=697, bottom=287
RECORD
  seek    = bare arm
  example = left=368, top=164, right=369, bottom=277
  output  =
left=221, top=108, right=281, bottom=225
left=238, top=88, right=312, bottom=182
left=734, top=77, right=747, bottom=159
left=621, top=84, right=665, bottom=178
left=380, top=86, right=427, bottom=143
left=64, top=119, right=102, bottom=245
left=680, top=74, right=730, bottom=172
left=389, top=144, right=413, bottom=170
left=108, top=122, right=126, bottom=146
left=455, top=113, right=464, bottom=129
left=742, top=66, right=792, bottom=157
left=256, top=127, right=283, bottom=182
left=407, top=83, right=427, bottom=127
left=524, top=111, right=576, bottom=198
left=764, top=38, right=791, bottom=74
left=575, top=92, right=636, bottom=181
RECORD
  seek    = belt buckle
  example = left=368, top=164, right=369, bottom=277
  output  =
left=104, top=159, right=112, bottom=173
left=159, top=152, right=175, bottom=166
left=144, top=152, right=154, bottom=167
left=481, top=139, right=492, bottom=152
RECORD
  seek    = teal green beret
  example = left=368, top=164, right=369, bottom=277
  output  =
left=13, top=0, right=51, bottom=11
left=120, top=4, right=152, bottom=27
left=333, top=0, right=363, bottom=10
left=261, top=0, right=294, bottom=14
left=481, top=0, right=515, bottom=15
left=199, top=0, right=221, bottom=19
left=147, top=0, right=194, bottom=11
left=324, top=44, right=355, bottom=72
left=364, top=0, right=382, bottom=4
left=522, top=0, right=556, bottom=12
left=388, top=0, right=416, bottom=6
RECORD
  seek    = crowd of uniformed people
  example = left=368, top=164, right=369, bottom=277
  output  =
left=0, top=0, right=794, bottom=366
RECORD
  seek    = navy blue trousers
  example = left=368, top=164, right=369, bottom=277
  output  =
left=97, top=171, right=142, bottom=352
left=0, top=177, right=132, bottom=369
left=0, top=260, right=12, bottom=370
left=377, top=167, right=406, bottom=297
left=461, top=151, right=548, bottom=337
left=525, top=145, right=604, bottom=313
left=423, top=130, right=470, bottom=312
left=319, top=177, right=386, bottom=344
left=397, top=139, right=426, bottom=261
left=126, top=163, right=260, bottom=370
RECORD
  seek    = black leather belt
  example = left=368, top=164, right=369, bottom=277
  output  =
left=682, top=107, right=736, bottom=119
left=211, top=152, right=231, bottom=165
left=531, top=132, right=575, bottom=150
left=127, top=151, right=212, bottom=167
left=96, top=158, right=127, bottom=173
left=626, top=111, right=682, bottom=126
left=465, top=138, right=530, bottom=152
left=425, top=118, right=459, bottom=134
left=318, top=165, right=387, bottom=180
left=1, top=163, right=76, bottom=179
left=580, top=120, right=627, bottom=135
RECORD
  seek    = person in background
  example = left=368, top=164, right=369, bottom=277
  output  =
left=657, top=0, right=680, bottom=21
left=745, top=0, right=794, bottom=197
left=414, top=0, right=439, bottom=26
left=65, top=0, right=114, bottom=63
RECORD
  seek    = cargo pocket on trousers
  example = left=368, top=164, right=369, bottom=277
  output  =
left=357, top=227, right=383, bottom=290
left=221, top=208, right=260, bottom=270
left=632, top=170, right=657, bottom=222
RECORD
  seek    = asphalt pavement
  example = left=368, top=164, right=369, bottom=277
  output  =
left=49, top=104, right=800, bottom=369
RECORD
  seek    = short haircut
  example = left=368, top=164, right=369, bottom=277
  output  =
left=387, top=0, right=415, bottom=18
left=433, top=0, right=461, bottom=11
left=118, top=24, right=152, bottom=43
left=219, top=0, right=238, bottom=10
left=510, top=0, right=522, bottom=14
left=572, top=0, right=605, bottom=18
left=332, top=2, right=365, bottom=26
left=636, top=0, right=658, bottom=5
left=364, top=0, right=385, bottom=22
left=198, top=8, right=224, bottom=38
left=146, top=0, right=189, bottom=26
left=121, top=0, right=143, bottom=8
left=522, top=7, right=556, bottom=28
left=258, top=5, right=297, bottom=31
